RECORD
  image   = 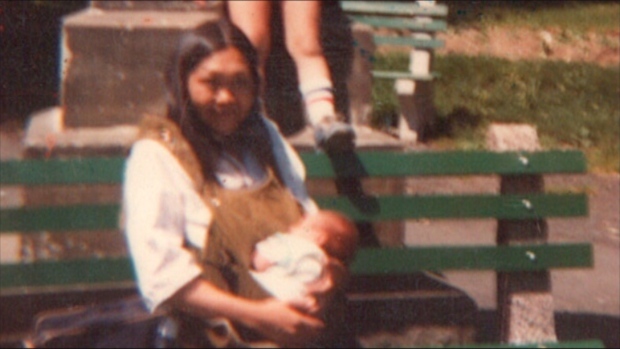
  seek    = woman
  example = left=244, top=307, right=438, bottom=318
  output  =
left=122, top=20, right=353, bottom=347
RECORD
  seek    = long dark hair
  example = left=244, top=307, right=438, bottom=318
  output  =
left=165, top=20, right=279, bottom=182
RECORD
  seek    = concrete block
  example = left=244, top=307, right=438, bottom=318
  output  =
left=487, top=123, right=556, bottom=344
left=486, top=123, right=541, bottom=152
left=396, top=79, right=434, bottom=142
left=60, top=8, right=219, bottom=127
left=91, top=0, right=224, bottom=12
left=24, top=107, right=138, bottom=157
left=348, top=23, right=375, bottom=126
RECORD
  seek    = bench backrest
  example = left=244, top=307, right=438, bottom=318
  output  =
left=341, top=0, right=448, bottom=81
left=0, top=149, right=592, bottom=293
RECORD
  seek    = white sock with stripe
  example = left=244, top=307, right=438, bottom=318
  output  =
left=299, top=78, right=336, bottom=126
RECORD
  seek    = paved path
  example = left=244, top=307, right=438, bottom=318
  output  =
left=404, top=173, right=619, bottom=346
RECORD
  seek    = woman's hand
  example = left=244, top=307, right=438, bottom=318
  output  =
left=246, top=298, right=325, bottom=346
left=170, top=278, right=325, bottom=346
left=299, top=257, right=348, bottom=315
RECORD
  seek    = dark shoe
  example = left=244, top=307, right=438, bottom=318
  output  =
left=314, top=120, right=356, bottom=153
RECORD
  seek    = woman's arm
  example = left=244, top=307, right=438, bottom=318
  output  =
left=124, top=140, right=207, bottom=310
left=169, top=277, right=325, bottom=347
left=124, top=140, right=325, bottom=346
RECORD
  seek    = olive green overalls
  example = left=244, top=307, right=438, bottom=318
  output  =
left=138, top=116, right=352, bottom=348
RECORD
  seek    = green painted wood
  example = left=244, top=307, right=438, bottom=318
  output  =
left=374, top=35, right=445, bottom=49
left=0, top=204, right=120, bottom=232
left=300, top=150, right=587, bottom=178
left=315, top=194, right=587, bottom=221
left=0, top=243, right=592, bottom=289
left=372, top=70, right=437, bottom=81
left=0, top=258, right=134, bottom=289
left=0, top=194, right=586, bottom=233
left=0, top=151, right=586, bottom=185
left=445, top=339, right=605, bottom=348
left=349, top=243, right=593, bottom=274
left=0, top=157, right=125, bottom=185
left=348, top=15, right=447, bottom=31
left=340, top=1, right=449, bottom=17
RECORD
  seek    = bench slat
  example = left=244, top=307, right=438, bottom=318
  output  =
left=372, top=70, right=437, bottom=81
left=340, top=1, right=449, bottom=17
left=0, top=151, right=586, bottom=185
left=348, top=15, right=447, bottom=32
left=374, top=35, right=445, bottom=48
left=445, top=339, right=605, bottom=348
left=316, top=193, right=588, bottom=221
left=0, top=194, right=587, bottom=232
left=1, top=204, right=120, bottom=232
left=350, top=243, right=593, bottom=274
left=0, top=157, right=125, bottom=185
left=301, top=150, right=587, bottom=178
left=0, top=243, right=592, bottom=290
left=0, top=257, right=134, bottom=290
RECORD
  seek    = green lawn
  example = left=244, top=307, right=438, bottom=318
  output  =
left=444, top=1, right=620, bottom=33
left=371, top=53, right=620, bottom=173
left=369, top=1, right=619, bottom=173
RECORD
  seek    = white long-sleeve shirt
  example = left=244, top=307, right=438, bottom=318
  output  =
left=123, top=117, right=317, bottom=311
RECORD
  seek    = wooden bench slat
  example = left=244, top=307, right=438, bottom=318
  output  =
left=0, top=157, right=125, bottom=185
left=0, top=193, right=587, bottom=232
left=446, top=339, right=606, bottom=348
left=348, top=15, right=447, bottom=32
left=316, top=193, right=588, bottom=221
left=350, top=243, right=594, bottom=274
left=0, top=257, right=134, bottom=290
left=340, top=1, right=449, bottom=17
left=0, top=151, right=586, bottom=185
left=301, top=150, right=587, bottom=178
left=374, top=35, right=445, bottom=48
left=0, top=243, right=592, bottom=290
left=0, top=204, right=120, bottom=232
left=372, top=70, right=437, bottom=81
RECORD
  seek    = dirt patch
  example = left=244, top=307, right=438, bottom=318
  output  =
left=436, top=26, right=620, bottom=67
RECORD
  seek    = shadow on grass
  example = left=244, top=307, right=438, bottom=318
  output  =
left=441, top=0, right=615, bottom=27
left=423, top=106, right=483, bottom=142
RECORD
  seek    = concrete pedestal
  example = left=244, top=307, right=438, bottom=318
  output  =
left=61, top=7, right=220, bottom=127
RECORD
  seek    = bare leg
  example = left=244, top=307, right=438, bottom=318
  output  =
left=281, top=0, right=334, bottom=125
left=282, top=1, right=355, bottom=152
left=227, top=1, right=272, bottom=81
left=281, top=1, right=330, bottom=89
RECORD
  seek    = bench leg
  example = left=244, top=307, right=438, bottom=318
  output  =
left=488, top=124, right=558, bottom=344
left=396, top=78, right=435, bottom=144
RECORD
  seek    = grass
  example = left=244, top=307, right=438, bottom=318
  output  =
left=444, top=1, right=620, bottom=34
left=369, top=1, right=620, bottom=173
left=371, top=52, right=620, bottom=173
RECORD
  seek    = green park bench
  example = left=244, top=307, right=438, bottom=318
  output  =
left=340, top=0, right=448, bottom=142
left=0, top=148, right=604, bottom=348
left=340, top=0, right=447, bottom=81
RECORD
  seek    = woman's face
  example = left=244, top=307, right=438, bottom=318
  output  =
left=187, top=47, right=256, bottom=135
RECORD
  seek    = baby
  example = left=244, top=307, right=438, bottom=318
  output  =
left=249, top=210, right=359, bottom=312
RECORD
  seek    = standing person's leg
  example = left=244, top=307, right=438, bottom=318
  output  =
left=226, top=1, right=272, bottom=82
left=281, top=1, right=355, bottom=152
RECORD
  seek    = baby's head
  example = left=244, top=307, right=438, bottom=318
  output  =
left=290, top=210, right=359, bottom=264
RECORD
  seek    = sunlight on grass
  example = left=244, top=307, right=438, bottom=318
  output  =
left=480, top=3, right=620, bottom=33
left=372, top=52, right=620, bottom=173
left=447, top=1, right=620, bottom=33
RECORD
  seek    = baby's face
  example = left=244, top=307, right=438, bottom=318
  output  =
left=289, top=219, right=330, bottom=247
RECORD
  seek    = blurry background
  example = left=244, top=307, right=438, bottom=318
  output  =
left=2, top=0, right=618, bottom=170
